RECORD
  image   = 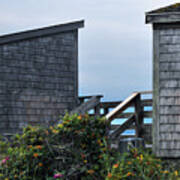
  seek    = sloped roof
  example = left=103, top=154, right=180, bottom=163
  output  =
left=0, top=20, right=84, bottom=45
left=146, top=3, right=180, bottom=24
left=147, top=3, right=180, bottom=14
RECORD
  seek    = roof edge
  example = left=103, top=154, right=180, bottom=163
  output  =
left=0, top=20, right=84, bottom=45
left=146, top=13, right=180, bottom=24
left=146, top=11, right=180, bottom=16
left=146, top=3, right=180, bottom=14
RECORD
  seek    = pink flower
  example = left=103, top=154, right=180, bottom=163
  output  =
left=1, top=156, right=9, bottom=164
left=1, top=159, right=6, bottom=164
left=53, top=173, right=63, bottom=178
left=5, top=157, right=9, bottom=160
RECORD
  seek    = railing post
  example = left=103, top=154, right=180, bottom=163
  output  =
left=104, top=108, right=109, bottom=115
left=94, top=105, right=100, bottom=116
left=134, top=93, right=143, bottom=137
left=80, top=98, right=84, bottom=103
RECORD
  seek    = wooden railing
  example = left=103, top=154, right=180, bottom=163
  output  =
left=106, top=91, right=152, bottom=143
left=78, top=91, right=152, bottom=144
left=71, top=95, right=103, bottom=115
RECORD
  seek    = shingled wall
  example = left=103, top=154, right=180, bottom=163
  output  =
left=156, top=26, right=180, bottom=157
left=0, top=21, right=84, bottom=135
left=146, top=4, right=180, bottom=157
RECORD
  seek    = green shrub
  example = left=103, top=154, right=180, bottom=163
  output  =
left=0, top=114, right=110, bottom=180
left=0, top=136, right=9, bottom=160
left=1, top=114, right=180, bottom=180
left=105, top=148, right=180, bottom=180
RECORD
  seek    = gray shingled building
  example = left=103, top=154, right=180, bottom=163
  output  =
left=0, top=20, right=84, bottom=135
left=146, top=3, right=180, bottom=157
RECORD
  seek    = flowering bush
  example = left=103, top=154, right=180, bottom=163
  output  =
left=0, top=114, right=110, bottom=180
left=0, top=114, right=180, bottom=180
left=106, top=148, right=180, bottom=180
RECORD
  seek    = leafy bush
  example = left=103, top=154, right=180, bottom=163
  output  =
left=0, top=114, right=180, bottom=180
left=105, top=148, right=180, bottom=180
left=0, top=114, right=109, bottom=180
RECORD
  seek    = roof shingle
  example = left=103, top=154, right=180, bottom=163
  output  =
left=146, top=3, right=180, bottom=24
left=147, top=3, right=180, bottom=14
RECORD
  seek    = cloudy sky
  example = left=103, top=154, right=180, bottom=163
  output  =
left=0, top=0, right=179, bottom=101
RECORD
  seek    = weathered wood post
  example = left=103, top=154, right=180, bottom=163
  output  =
left=146, top=3, right=180, bottom=157
left=134, top=94, right=143, bottom=138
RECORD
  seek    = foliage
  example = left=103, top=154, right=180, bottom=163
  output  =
left=0, top=114, right=180, bottom=180
left=105, top=148, right=180, bottom=180
left=0, top=114, right=109, bottom=180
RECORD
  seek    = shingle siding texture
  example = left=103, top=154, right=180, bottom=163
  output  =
left=0, top=30, right=78, bottom=135
left=158, top=27, right=180, bottom=157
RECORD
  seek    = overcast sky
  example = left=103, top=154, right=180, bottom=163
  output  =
left=0, top=0, right=179, bottom=101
